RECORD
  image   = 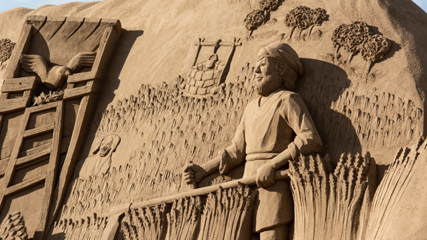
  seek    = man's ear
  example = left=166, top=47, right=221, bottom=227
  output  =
left=277, top=61, right=288, bottom=76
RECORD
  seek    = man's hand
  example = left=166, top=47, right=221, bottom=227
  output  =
left=256, top=163, right=276, bottom=188
left=183, top=163, right=206, bottom=185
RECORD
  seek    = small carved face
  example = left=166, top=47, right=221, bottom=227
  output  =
left=99, top=139, right=113, bottom=157
left=254, top=50, right=284, bottom=96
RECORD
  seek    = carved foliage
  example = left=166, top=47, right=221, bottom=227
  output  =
left=244, top=0, right=283, bottom=31
left=122, top=204, right=168, bottom=240
left=244, top=10, right=266, bottom=31
left=119, top=184, right=255, bottom=240
left=284, top=6, right=329, bottom=38
left=166, top=197, right=201, bottom=240
left=49, top=213, right=108, bottom=240
left=0, top=39, right=15, bottom=63
left=330, top=90, right=423, bottom=149
left=0, top=212, right=28, bottom=240
left=332, top=22, right=391, bottom=63
left=288, top=153, right=376, bottom=240
left=365, top=138, right=425, bottom=240
left=197, top=184, right=255, bottom=240
left=259, top=0, right=281, bottom=12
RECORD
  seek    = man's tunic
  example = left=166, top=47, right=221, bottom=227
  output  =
left=218, top=89, right=323, bottom=232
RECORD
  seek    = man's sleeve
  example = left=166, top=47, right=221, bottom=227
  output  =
left=282, top=93, right=323, bottom=160
left=218, top=107, right=247, bottom=175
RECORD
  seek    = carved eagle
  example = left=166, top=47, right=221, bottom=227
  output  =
left=20, top=52, right=96, bottom=90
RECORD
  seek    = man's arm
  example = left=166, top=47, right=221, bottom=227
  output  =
left=184, top=107, right=248, bottom=185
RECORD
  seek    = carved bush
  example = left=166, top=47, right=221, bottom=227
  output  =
left=244, top=10, right=265, bottom=31
left=332, top=22, right=391, bottom=63
left=0, top=39, right=15, bottom=63
left=332, top=22, right=372, bottom=55
left=285, top=6, right=312, bottom=30
left=285, top=6, right=329, bottom=38
left=259, top=0, right=281, bottom=12
left=360, top=34, right=392, bottom=62
left=310, top=8, right=329, bottom=26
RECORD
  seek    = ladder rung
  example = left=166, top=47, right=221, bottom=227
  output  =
left=16, top=148, right=51, bottom=168
left=23, top=123, right=55, bottom=138
left=1, top=77, right=36, bottom=93
left=5, top=173, right=46, bottom=196
left=0, top=97, right=29, bottom=113
left=28, top=101, right=58, bottom=114
left=0, top=136, right=71, bottom=176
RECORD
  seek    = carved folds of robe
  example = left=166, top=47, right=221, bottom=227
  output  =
left=218, top=89, right=323, bottom=232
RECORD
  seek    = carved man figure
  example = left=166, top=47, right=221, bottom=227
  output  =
left=78, top=134, right=121, bottom=178
left=184, top=42, right=323, bottom=239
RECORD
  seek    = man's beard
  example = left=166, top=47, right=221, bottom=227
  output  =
left=254, top=75, right=282, bottom=96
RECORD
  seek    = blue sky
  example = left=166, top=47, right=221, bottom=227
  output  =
left=414, top=0, right=427, bottom=11
left=0, top=0, right=96, bottom=13
left=0, top=0, right=426, bottom=13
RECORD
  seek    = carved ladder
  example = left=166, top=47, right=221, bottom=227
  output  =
left=0, top=100, right=63, bottom=233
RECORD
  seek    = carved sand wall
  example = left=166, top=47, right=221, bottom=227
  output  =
left=1, top=0, right=427, bottom=239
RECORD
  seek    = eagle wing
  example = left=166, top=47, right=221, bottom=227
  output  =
left=20, top=54, right=48, bottom=79
left=67, top=52, right=97, bottom=73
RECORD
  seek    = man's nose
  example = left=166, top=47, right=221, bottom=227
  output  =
left=254, top=63, right=261, bottom=73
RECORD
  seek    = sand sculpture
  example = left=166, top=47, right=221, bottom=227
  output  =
left=0, top=0, right=427, bottom=239
left=77, top=134, right=121, bottom=178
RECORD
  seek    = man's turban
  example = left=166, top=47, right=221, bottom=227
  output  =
left=261, top=42, right=304, bottom=77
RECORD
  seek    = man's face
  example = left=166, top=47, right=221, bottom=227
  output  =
left=254, top=50, right=284, bottom=96
left=99, top=139, right=113, bottom=157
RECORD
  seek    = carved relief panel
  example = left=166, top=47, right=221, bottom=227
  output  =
left=0, top=15, right=122, bottom=238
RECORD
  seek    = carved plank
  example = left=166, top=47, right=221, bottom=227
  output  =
left=26, top=15, right=47, bottom=32
left=67, top=18, right=102, bottom=43
left=4, top=24, right=32, bottom=79
left=92, top=26, right=121, bottom=78
left=0, top=98, right=29, bottom=113
left=0, top=109, right=31, bottom=209
left=37, top=100, right=63, bottom=234
left=63, top=82, right=96, bottom=100
left=41, top=17, right=66, bottom=41
left=46, top=95, right=91, bottom=238
left=5, top=172, right=46, bottom=196
left=15, top=148, right=51, bottom=169
left=1, top=77, right=36, bottom=93
left=50, top=17, right=84, bottom=43
left=67, top=72, right=96, bottom=83
left=28, top=101, right=58, bottom=113
left=0, top=136, right=71, bottom=176
left=23, top=123, right=55, bottom=138
left=132, top=169, right=289, bottom=209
